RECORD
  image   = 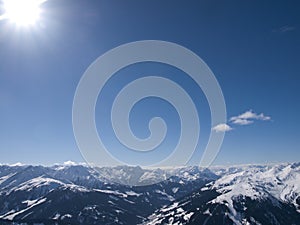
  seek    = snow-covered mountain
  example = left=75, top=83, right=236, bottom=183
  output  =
left=144, top=163, right=300, bottom=225
left=0, top=163, right=299, bottom=225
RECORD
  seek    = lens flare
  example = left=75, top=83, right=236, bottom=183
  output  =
left=1, top=0, right=44, bottom=26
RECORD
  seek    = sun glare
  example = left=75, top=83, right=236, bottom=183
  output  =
left=2, top=0, right=43, bottom=26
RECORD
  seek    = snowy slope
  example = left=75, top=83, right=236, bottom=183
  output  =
left=0, top=163, right=215, bottom=224
left=0, top=163, right=299, bottom=225
left=144, top=162, right=300, bottom=225
left=208, top=163, right=300, bottom=211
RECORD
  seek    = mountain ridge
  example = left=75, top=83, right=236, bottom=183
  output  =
left=0, top=163, right=299, bottom=225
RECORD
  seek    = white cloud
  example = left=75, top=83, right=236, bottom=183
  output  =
left=230, top=110, right=271, bottom=126
left=212, top=123, right=233, bottom=132
left=231, top=118, right=253, bottom=125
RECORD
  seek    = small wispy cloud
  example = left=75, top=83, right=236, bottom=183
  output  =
left=212, top=110, right=271, bottom=132
left=273, top=25, right=296, bottom=33
left=230, top=110, right=271, bottom=125
left=212, top=123, right=233, bottom=133
left=230, top=118, right=253, bottom=125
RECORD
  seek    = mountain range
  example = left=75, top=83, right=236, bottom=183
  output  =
left=0, top=162, right=299, bottom=225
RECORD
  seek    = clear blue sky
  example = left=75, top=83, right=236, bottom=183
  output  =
left=0, top=0, right=299, bottom=166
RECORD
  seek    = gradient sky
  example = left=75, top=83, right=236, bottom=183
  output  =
left=0, top=0, right=299, bottom=166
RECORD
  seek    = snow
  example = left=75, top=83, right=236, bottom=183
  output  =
left=183, top=212, right=194, bottom=221
left=22, top=199, right=40, bottom=207
left=155, top=189, right=175, bottom=201
left=123, top=198, right=135, bottom=204
left=65, top=184, right=90, bottom=192
left=172, top=187, right=179, bottom=193
left=0, top=162, right=298, bottom=225
left=61, top=214, right=72, bottom=219
left=139, top=170, right=166, bottom=184
left=115, top=209, right=124, bottom=214
left=4, top=198, right=47, bottom=220
left=12, top=176, right=65, bottom=192
left=0, top=210, right=15, bottom=219
left=211, top=164, right=300, bottom=202
left=10, top=163, right=24, bottom=167
left=0, top=173, right=16, bottom=185
left=52, top=213, right=60, bottom=220
left=145, top=163, right=300, bottom=225
left=146, top=201, right=194, bottom=224
left=63, top=161, right=77, bottom=166
left=203, top=208, right=212, bottom=216
left=94, top=189, right=128, bottom=197
left=176, top=207, right=184, bottom=213
left=201, top=186, right=209, bottom=191
left=94, top=165, right=215, bottom=186
left=208, top=163, right=300, bottom=222
left=161, top=202, right=179, bottom=212
left=125, top=190, right=142, bottom=197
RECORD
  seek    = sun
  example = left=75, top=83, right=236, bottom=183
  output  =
left=1, top=0, right=44, bottom=26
